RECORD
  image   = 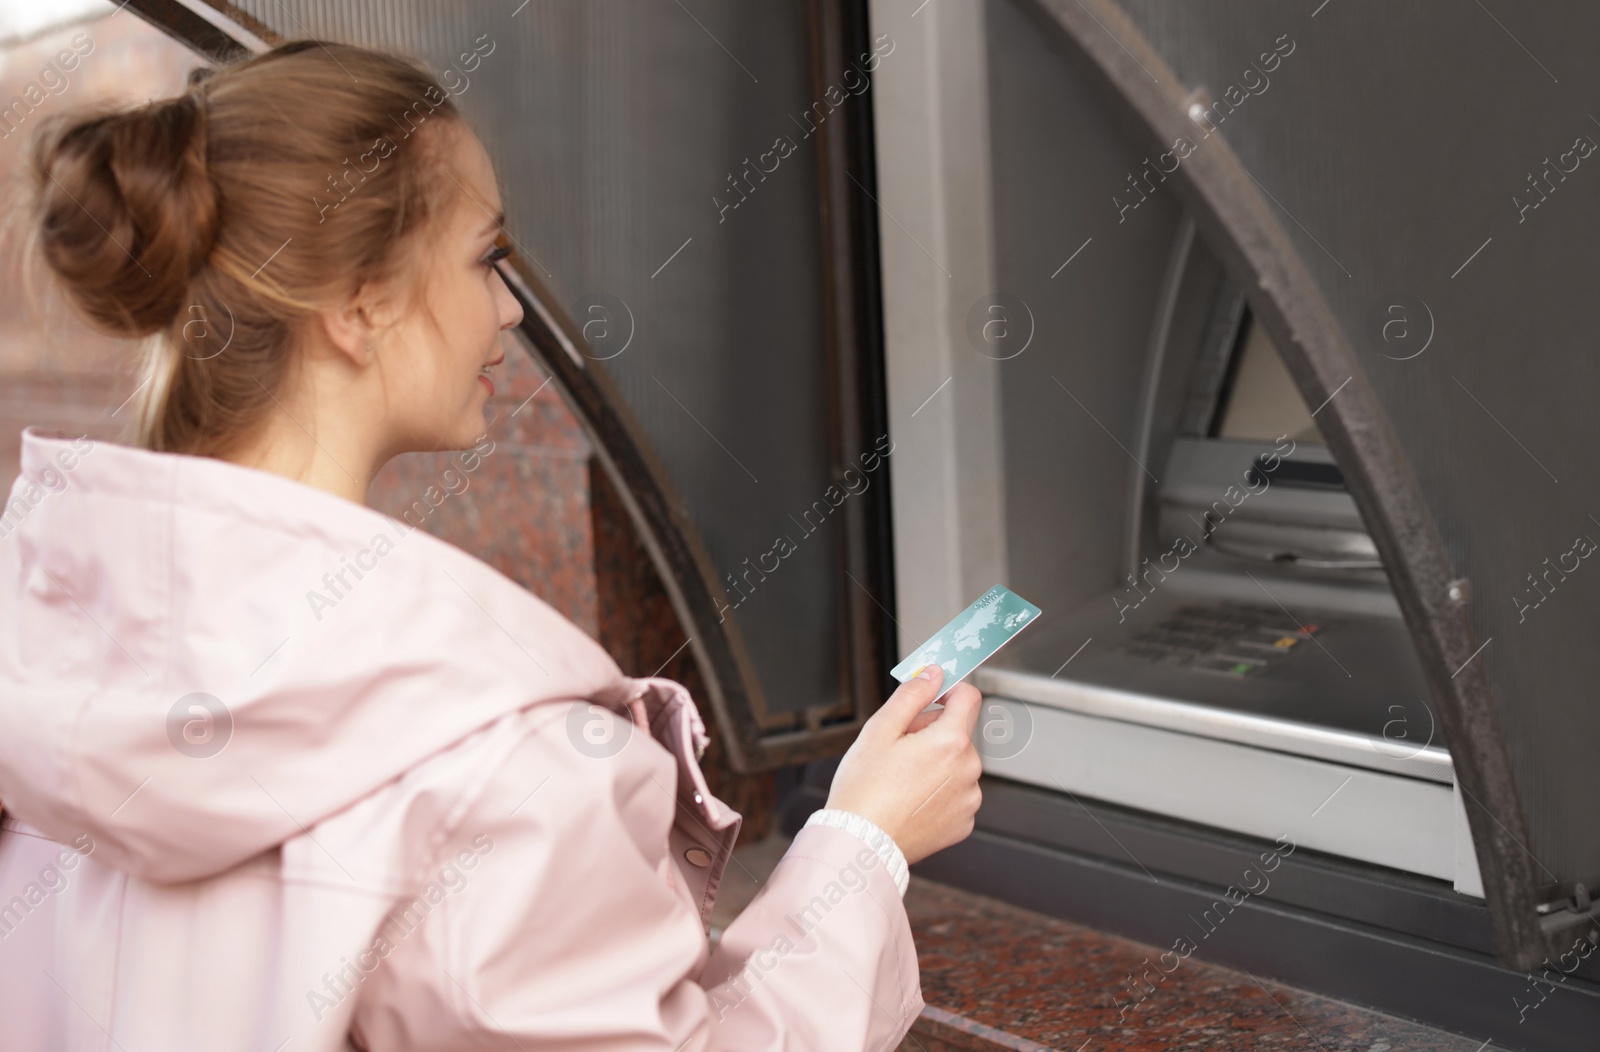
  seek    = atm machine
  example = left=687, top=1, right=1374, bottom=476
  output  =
left=809, top=2, right=1600, bottom=1047
left=972, top=243, right=1476, bottom=895
left=127, top=1, right=1600, bottom=1048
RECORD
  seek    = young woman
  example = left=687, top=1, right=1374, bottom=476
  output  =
left=0, top=40, right=983, bottom=1051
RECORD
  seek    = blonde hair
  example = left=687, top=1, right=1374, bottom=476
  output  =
left=24, top=40, right=465, bottom=457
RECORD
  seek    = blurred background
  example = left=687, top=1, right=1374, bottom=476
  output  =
left=0, top=1, right=199, bottom=484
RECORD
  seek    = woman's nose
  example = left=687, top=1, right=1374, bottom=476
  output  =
left=496, top=278, right=524, bottom=331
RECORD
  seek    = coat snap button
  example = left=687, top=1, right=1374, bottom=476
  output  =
left=684, top=846, right=713, bottom=868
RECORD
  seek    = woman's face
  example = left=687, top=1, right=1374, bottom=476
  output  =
left=376, top=123, right=523, bottom=455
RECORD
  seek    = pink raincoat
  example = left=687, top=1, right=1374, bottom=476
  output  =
left=0, top=427, right=923, bottom=1050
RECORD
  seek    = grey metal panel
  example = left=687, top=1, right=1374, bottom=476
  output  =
left=976, top=666, right=1454, bottom=783
left=985, top=0, right=1183, bottom=622
left=1112, top=0, right=1600, bottom=887
left=974, top=695, right=1466, bottom=883
left=223, top=0, right=844, bottom=724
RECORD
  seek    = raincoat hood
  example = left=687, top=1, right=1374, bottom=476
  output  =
left=0, top=426, right=710, bottom=885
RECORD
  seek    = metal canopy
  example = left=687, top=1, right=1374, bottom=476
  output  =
left=1009, top=0, right=1598, bottom=970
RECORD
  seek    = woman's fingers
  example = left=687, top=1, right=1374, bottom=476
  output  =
left=824, top=669, right=989, bottom=865
left=894, top=681, right=982, bottom=739
left=870, top=664, right=946, bottom=737
left=928, top=681, right=983, bottom=742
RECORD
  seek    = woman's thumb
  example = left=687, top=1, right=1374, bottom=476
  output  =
left=872, top=664, right=946, bottom=736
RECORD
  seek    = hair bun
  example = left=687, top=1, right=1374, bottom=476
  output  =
left=30, top=90, right=220, bottom=338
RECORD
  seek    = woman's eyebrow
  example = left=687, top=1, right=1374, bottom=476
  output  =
left=480, top=209, right=506, bottom=237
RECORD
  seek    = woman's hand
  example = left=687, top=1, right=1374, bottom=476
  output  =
left=823, top=665, right=984, bottom=866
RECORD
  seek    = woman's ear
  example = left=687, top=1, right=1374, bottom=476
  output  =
left=318, top=280, right=389, bottom=368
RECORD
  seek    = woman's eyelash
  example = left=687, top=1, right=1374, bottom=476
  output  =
left=484, top=244, right=513, bottom=266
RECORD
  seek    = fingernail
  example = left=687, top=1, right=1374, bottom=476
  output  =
left=916, top=664, right=938, bottom=680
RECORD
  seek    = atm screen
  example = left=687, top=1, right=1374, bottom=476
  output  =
left=1212, top=311, right=1324, bottom=447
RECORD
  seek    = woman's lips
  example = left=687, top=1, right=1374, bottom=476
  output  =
left=478, top=374, right=494, bottom=396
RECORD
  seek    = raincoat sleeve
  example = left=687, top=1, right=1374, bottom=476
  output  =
left=348, top=707, right=924, bottom=1051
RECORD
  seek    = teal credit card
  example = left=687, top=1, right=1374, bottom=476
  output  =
left=890, top=584, right=1042, bottom=700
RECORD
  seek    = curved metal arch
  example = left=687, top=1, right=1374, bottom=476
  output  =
left=1016, top=0, right=1544, bottom=968
left=493, top=258, right=895, bottom=770
left=125, top=0, right=268, bottom=60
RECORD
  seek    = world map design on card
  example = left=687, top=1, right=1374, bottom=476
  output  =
left=890, top=584, right=1041, bottom=700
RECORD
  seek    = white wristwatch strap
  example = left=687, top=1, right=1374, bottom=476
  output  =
left=802, top=808, right=909, bottom=897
